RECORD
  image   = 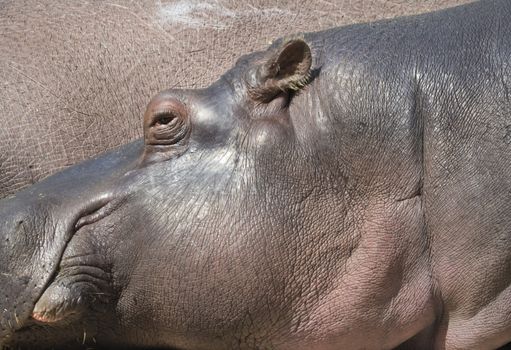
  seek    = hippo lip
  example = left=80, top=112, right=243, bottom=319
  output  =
left=28, top=196, right=123, bottom=324
left=0, top=195, right=121, bottom=348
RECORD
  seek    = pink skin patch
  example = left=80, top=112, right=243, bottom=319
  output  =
left=31, top=311, right=64, bottom=323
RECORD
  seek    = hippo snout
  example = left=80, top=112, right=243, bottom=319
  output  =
left=0, top=191, right=118, bottom=346
left=0, top=200, right=45, bottom=343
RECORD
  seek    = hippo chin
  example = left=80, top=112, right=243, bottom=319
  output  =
left=1, top=1, right=511, bottom=349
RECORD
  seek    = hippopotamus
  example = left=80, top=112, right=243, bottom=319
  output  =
left=1, top=0, right=511, bottom=349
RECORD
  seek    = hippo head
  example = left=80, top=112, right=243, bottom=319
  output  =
left=0, top=38, right=316, bottom=348
left=0, top=37, right=431, bottom=349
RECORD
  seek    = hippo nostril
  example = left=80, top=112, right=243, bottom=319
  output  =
left=74, top=197, right=124, bottom=231
left=15, top=220, right=25, bottom=232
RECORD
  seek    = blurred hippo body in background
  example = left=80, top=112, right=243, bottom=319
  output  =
left=0, top=0, right=470, bottom=198
left=2, top=1, right=511, bottom=350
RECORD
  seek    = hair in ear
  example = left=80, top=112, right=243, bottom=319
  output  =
left=249, top=37, right=312, bottom=103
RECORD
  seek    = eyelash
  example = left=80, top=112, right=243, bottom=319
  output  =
left=152, top=110, right=178, bottom=126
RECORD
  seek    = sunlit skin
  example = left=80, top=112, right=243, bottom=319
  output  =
left=1, top=1, right=511, bottom=349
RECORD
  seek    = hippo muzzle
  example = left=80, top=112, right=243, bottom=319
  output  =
left=0, top=190, right=116, bottom=344
left=0, top=142, right=141, bottom=347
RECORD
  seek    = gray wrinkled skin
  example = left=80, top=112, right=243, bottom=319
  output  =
left=1, top=0, right=511, bottom=349
left=0, top=0, right=470, bottom=198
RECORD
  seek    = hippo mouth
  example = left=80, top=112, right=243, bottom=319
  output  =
left=0, top=196, right=121, bottom=347
left=30, top=198, right=122, bottom=324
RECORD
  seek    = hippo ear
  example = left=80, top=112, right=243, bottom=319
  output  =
left=250, top=38, right=312, bottom=103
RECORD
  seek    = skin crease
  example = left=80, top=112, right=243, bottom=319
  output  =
left=0, top=0, right=472, bottom=199
left=0, top=1, right=511, bottom=350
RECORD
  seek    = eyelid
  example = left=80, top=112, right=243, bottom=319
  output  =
left=153, top=109, right=179, bottom=117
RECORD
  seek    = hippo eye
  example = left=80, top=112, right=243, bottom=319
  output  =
left=152, top=111, right=182, bottom=130
left=154, top=113, right=175, bottom=126
left=143, top=99, right=191, bottom=148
